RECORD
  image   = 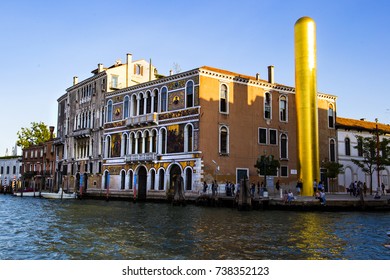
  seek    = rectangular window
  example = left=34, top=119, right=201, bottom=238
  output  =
left=259, top=128, right=267, bottom=144
left=269, top=129, right=277, bottom=145
left=111, top=75, right=119, bottom=89
left=280, top=166, right=288, bottom=177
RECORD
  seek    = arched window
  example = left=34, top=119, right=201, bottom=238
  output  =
left=279, top=95, right=287, bottom=121
left=123, top=96, right=129, bottom=119
left=105, top=135, right=111, bottom=158
left=186, top=80, right=194, bottom=108
left=153, top=89, right=158, bottom=113
left=151, top=130, right=157, bottom=153
left=107, top=100, right=113, bottom=122
left=150, top=169, right=155, bottom=190
left=357, top=137, right=363, bottom=157
left=120, top=170, right=126, bottom=190
left=159, top=169, right=165, bottom=190
left=345, top=137, right=351, bottom=156
left=280, top=134, right=288, bottom=159
left=130, top=133, right=136, bottom=155
left=330, top=139, right=336, bottom=162
left=128, top=170, right=133, bottom=189
left=139, top=93, right=145, bottom=115
left=160, top=128, right=167, bottom=154
left=220, top=84, right=228, bottom=113
left=137, top=132, right=142, bottom=154
left=328, top=104, right=335, bottom=128
left=184, top=124, right=193, bottom=153
left=219, top=126, right=229, bottom=154
left=131, top=94, right=137, bottom=116
left=264, top=92, right=271, bottom=119
left=146, top=91, right=152, bottom=114
left=122, top=133, right=128, bottom=156
left=161, top=87, right=168, bottom=112
left=144, top=131, right=150, bottom=153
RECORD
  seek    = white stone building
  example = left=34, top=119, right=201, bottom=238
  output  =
left=336, top=117, right=390, bottom=193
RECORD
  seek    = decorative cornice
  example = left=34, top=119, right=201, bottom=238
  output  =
left=106, top=69, right=200, bottom=98
left=199, top=66, right=337, bottom=100
left=66, top=72, right=106, bottom=92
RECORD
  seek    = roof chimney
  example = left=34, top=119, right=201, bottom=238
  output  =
left=98, top=63, right=104, bottom=73
left=169, top=70, right=173, bottom=76
left=49, top=126, right=55, bottom=140
left=73, top=76, right=78, bottom=85
left=268, top=65, right=274, bottom=84
left=126, top=53, right=132, bottom=87
left=126, top=53, right=132, bottom=64
left=256, top=73, right=260, bottom=80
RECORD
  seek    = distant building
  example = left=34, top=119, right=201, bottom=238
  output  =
left=20, top=144, right=44, bottom=191
left=54, top=54, right=159, bottom=193
left=336, top=117, right=390, bottom=192
left=0, top=156, right=22, bottom=190
left=97, top=65, right=337, bottom=199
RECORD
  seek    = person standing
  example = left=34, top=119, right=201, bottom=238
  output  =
left=382, top=182, right=386, bottom=196
left=363, top=182, right=367, bottom=197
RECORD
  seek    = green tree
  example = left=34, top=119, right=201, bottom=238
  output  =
left=254, top=154, right=280, bottom=189
left=352, top=135, right=390, bottom=194
left=321, top=161, right=344, bottom=193
left=16, top=122, right=52, bottom=149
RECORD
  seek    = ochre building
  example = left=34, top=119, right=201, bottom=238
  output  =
left=95, top=65, right=337, bottom=200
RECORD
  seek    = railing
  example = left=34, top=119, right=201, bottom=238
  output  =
left=125, top=153, right=157, bottom=162
left=73, top=128, right=91, bottom=138
left=126, top=113, right=158, bottom=126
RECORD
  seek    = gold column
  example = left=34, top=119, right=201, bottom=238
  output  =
left=294, top=17, right=320, bottom=196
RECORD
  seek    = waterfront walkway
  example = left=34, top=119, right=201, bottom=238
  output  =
left=196, top=191, right=390, bottom=211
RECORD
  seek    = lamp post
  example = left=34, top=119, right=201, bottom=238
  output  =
left=375, top=118, right=380, bottom=194
left=212, top=160, right=219, bottom=196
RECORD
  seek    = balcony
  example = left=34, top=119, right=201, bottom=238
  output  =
left=73, top=128, right=91, bottom=138
left=125, top=153, right=157, bottom=162
left=126, top=113, right=158, bottom=127
left=53, top=137, right=65, bottom=145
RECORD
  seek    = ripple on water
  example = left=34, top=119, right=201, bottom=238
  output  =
left=1, top=196, right=390, bottom=259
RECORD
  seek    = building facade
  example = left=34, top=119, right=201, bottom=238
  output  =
left=55, top=54, right=159, bottom=194
left=0, top=156, right=22, bottom=192
left=98, top=65, right=337, bottom=200
left=336, top=117, right=390, bottom=193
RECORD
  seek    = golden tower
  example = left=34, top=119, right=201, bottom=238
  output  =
left=294, top=17, right=320, bottom=196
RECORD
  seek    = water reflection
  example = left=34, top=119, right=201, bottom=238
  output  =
left=0, top=195, right=389, bottom=260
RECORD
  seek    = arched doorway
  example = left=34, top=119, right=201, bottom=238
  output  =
left=104, top=170, right=110, bottom=189
left=169, top=164, right=182, bottom=197
left=83, top=173, right=88, bottom=191
left=137, top=166, right=147, bottom=200
left=185, top=168, right=192, bottom=191
left=75, top=173, right=80, bottom=192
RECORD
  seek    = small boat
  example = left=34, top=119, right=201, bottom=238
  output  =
left=13, top=188, right=40, bottom=197
left=41, top=188, right=77, bottom=199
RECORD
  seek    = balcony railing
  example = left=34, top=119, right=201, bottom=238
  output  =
left=126, top=113, right=158, bottom=127
left=125, top=153, right=157, bottom=162
left=73, top=128, right=91, bottom=138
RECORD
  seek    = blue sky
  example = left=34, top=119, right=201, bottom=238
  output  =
left=1, top=0, right=389, bottom=155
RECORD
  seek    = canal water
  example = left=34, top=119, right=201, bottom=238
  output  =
left=0, top=194, right=389, bottom=260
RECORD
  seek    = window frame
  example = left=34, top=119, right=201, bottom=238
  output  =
left=219, top=84, right=229, bottom=114
left=219, top=125, right=229, bottom=155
